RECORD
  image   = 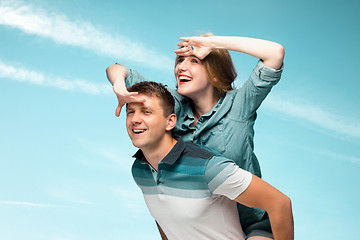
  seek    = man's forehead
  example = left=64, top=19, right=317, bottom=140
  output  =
left=127, top=94, right=160, bottom=108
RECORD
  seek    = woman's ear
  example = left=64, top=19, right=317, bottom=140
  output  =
left=212, top=76, right=219, bottom=82
left=166, top=113, right=177, bottom=131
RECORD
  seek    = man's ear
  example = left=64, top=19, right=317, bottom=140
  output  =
left=166, top=113, right=177, bottom=131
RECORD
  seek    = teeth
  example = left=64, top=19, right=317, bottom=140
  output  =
left=133, top=129, right=145, bottom=133
left=179, top=75, right=192, bottom=81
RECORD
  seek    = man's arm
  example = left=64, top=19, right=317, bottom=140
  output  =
left=234, top=175, right=294, bottom=240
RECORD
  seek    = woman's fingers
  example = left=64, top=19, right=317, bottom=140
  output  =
left=115, top=104, right=122, bottom=117
left=114, top=91, right=146, bottom=117
left=174, top=46, right=192, bottom=55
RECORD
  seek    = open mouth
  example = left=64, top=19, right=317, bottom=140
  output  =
left=132, top=129, right=146, bottom=134
left=178, top=74, right=192, bottom=84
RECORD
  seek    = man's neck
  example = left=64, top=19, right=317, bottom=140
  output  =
left=142, top=135, right=177, bottom=171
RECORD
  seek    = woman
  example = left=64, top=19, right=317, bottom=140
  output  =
left=106, top=35, right=285, bottom=240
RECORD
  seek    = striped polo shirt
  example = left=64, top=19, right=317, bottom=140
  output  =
left=132, top=138, right=252, bottom=240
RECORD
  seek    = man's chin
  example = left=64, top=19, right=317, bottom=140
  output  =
left=131, top=140, right=144, bottom=149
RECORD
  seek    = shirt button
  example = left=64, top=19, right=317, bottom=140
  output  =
left=151, top=169, right=155, bottom=172
left=157, top=180, right=161, bottom=184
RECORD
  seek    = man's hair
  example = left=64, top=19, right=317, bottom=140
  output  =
left=127, top=81, right=175, bottom=117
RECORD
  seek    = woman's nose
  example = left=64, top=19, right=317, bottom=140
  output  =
left=178, top=59, right=189, bottom=71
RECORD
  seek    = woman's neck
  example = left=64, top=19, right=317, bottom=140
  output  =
left=191, top=93, right=220, bottom=120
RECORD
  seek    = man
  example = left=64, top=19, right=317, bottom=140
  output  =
left=125, top=81, right=294, bottom=240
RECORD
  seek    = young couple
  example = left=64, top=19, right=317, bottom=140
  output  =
left=106, top=35, right=294, bottom=240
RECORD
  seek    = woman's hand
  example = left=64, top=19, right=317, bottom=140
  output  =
left=113, top=80, right=145, bottom=117
left=175, top=36, right=285, bottom=69
left=106, top=64, right=146, bottom=117
left=174, top=36, right=215, bottom=60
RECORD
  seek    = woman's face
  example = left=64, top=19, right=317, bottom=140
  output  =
left=174, top=56, right=213, bottom=100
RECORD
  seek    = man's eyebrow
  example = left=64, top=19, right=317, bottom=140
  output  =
left=142, top=106, right=155, bottom=111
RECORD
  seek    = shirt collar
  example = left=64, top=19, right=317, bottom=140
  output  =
left=183, top=95, right=225, bottom=120
left=132, top=137, right=186, bottom=165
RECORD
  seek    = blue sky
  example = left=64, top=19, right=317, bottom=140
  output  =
left=0, top=0, right=359, bottom=239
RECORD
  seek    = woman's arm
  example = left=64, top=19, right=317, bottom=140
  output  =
left=156, top=221, right=168, bottom=240
left=106, top=64, right=145, bottom=117
left=175, top=36, right=284, bottom=70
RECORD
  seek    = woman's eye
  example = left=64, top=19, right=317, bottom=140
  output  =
left=177, top=58, right=184, bottom=64
left=191, top=59, right=199, bottom=63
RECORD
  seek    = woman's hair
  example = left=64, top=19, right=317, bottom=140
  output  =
left=127, top=81, right=175, bottom=117
left=175, top=33, right=237, bottom=98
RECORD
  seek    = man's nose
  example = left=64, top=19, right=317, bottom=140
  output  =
left=131, top=112, right=142, bottom=123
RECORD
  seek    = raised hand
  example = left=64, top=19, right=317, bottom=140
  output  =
left=174, top=36, right=215, bottom=60
left=113, top=81, right=145, bottom=117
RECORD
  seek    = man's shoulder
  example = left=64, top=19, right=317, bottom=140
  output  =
left=182, top=141, right=222, bottom=160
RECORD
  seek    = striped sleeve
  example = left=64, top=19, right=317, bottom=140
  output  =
left=205, top=156, right=252, bottom=200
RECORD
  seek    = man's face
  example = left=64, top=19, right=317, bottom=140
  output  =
left=126, top=94, right=170, bottom=151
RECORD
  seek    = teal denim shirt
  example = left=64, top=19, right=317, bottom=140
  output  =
left=122, top=60, right=283, bottom=233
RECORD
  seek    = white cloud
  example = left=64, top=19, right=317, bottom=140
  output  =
left=264, top=94, right=360, bottom=139
left=0, top=60, right=112, bottom=94
left=0, top=200, right=62, bottom=208
left=112, top=186, right=148, bottom=214
left=315, top=149, right=360, bottom=164
left=76, top=137, right=135, bottom=171
left=0, top=0, right=172, bottom=71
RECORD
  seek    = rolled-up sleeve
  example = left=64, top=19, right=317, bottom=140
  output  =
left=229, top=60, right=284, bottom=121
left=251, top=60, right=284, bottom=86
left=115, top=63, right=150, bottom=88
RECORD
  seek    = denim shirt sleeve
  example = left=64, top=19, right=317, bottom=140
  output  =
left=115, top=63, right=151, bottom=88
left=230, top=60, right=284, bottom=121
left=116, top=63, right=190, bottom=118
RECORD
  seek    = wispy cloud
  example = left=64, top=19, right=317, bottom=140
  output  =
left=263, top=134, right=360, bottom=165
left=112, top=186, right=148, bottom=214
left=264, top=94, right=360, bottom=139
left=0, top=60, right=112, bottom=94
left=76, top=137, right=135, bottom=171
left=0, top=0, right=173, bottom=70
left=0, top=200, right=62, bottom=208
left=315, top=148, right=360, bottom=164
